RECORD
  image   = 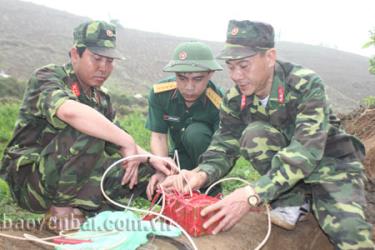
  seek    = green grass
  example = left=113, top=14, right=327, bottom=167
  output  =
left=118, top=112, right=151, bottom=151
left=0, top=101, right=19, bottom=155
left=222, top=157, right=260, bottom=194
left=361, top=96, right=375, bottom=108
left=0, top=103, right=259, bottom=222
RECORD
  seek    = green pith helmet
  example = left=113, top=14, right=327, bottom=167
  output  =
left=163, top=41, right=223, bottom=72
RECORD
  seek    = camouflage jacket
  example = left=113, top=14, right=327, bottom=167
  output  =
left=0, top=63, right=118, bottom=177
left=198, top=60, right=365, bottom=203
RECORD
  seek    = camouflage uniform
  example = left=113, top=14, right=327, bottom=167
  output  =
left=0, top=21, right=152, bottom=215
left=198, top=20, right=374, bottom=249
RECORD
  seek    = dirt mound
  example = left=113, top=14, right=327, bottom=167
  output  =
left=340, top=107, right=375, bottom=237
left=343, top=108, right=375, bottom=178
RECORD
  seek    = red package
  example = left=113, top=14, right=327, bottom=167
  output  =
left=162, top=191, right=222, bottom=237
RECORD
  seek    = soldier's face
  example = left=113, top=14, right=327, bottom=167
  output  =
left=175, top=72, right=213, bottom=104
left=226, top=49, right=276, bottom=97
left=71, top=48, right=114, bottom=88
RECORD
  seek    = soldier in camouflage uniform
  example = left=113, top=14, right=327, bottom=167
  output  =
left=0, top=20, right=175, bottom=232
left=162, top=20, right=374, bottom=249
left=145, top=41, right=224, bottom=198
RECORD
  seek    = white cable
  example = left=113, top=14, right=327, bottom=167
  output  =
left=23, top=234, right=59, bottom=247
left=205, top=177, right=271, bottom=250
left=173, top=150, right=193, bottom=196
left=100, top=154, right=198, bottom=250
left=141, top=193, right=162, bottom=220
left=255, top=205, right=271, bottom=250
left=173, top=150, right=181, bottom=172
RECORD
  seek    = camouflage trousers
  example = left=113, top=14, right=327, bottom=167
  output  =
left=239, top=121, right=374, bottom=250
left=6, top=126, right=154, bottom=215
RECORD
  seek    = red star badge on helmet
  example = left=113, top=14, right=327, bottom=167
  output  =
left=179, top=51, right=187, bottom=60
left=231, top=27, right=239, bottom=36
left=106, top=30, right=114, bottom=37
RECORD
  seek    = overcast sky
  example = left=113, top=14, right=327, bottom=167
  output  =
left=24, top=0, right=375, bottom=57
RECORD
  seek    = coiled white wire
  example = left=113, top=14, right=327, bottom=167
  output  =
left=0, top=155, right=271, bottom=250
left=100, top=154, right=198, bottom=250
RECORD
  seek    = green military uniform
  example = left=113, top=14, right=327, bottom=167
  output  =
left=0, top=21, right=151, bottom=215
left=146, top=76, right=223, bottom=170
left=198, top=20, right=374, bottom=249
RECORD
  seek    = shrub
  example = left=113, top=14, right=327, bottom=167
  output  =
left=361, top=96, right=375, bottom=108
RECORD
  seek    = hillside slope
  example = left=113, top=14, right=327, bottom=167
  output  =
left=0, top=0, right=374, bottom=112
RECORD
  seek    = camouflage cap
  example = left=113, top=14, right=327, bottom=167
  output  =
left=217, top=20, right=275, bottom=60
left=73, top=20, right=124, bottom=60
left=163, top=41, right=223, bottom=72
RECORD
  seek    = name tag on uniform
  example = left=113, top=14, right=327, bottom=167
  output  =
left=163, top=115, right=180, bottom=122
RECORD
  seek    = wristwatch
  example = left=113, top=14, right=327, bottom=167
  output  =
left=248, top=194, right=259, bottom=207
left=244, top=185, right=260, bottom=207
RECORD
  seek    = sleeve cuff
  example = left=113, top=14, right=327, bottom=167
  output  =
left=196, top=164, right=218, bottom=188
left=254, top=175, right=278, bottom=203
left=105, top=142, right=121, bottom=156
left=48, top=96, right=71, bottom=129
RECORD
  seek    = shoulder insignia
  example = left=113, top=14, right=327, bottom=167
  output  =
left=153, top=81, right=177, bottom=93
left=206, top=87, right=222, bottom=109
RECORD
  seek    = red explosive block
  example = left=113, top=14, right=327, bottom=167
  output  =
left=162, top=191, right=222, bottom=237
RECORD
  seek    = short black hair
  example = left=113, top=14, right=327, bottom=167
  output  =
left=76, top=46, right=86, bottom=57
left=68, top=46, right=87, bottom=58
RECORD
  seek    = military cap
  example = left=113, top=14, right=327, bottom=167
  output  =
left=217, top=20, right=275, bottom=60
left=73, top=20, right=124, bottom=59
left=163, top=41, right=223, bottom=72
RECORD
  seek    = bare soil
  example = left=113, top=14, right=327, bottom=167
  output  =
left=0, top=212, right=333, bottom=250
left=341, top=107, right=375, bottom=235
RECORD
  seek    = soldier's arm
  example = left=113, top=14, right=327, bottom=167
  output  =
left=145, top=88, right=170, bottom=154
left=255, top=72, right=329, bottom=203
left=57, top=100, right=137, bottom=152
left=161, top=93, right=245, bottom=192
left=197, top=96, right=245, bottom=188
left=162, top=105, right=245, bottom=192
left=150, top=132, right=169, bottom=156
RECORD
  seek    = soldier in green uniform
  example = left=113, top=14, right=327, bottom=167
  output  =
left=162, top=20, right=374, bottom=249
left=0, top=20, right=175, bottom=232
left=145, top=41, right=223, bottom=198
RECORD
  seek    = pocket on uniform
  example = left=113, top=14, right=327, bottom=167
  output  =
left=5, top=146, right=40, bottom=171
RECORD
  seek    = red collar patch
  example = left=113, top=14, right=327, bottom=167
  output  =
left=71, top=82, right=80, bottom=97
left=240, top=95, right=246, bottom=111
left=277, top=85, right=284, bottom=104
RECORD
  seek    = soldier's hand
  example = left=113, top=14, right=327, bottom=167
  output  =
left=161, top=169, right=208, bottom=194
left=146, top=171, right=166, bottom=200
left=148, top=157, right=178, bottom=176
left=121, top=162, right=140, bottom=189
left=200, top=186, right=253, bottom=234
left=120, top=145, right=140, bottom=189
